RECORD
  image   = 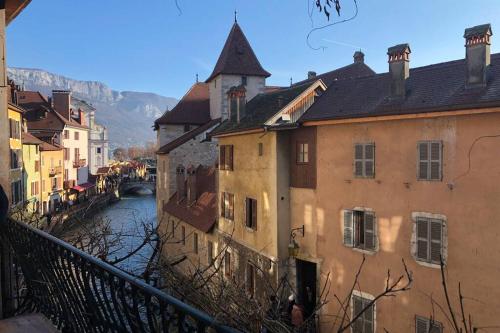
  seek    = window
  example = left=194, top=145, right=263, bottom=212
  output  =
left=354, top=143, right=375, bottom=178
left=63, top=130, right=69, bottom=139
left=181, top=226, right=186, bottom=245
left=9, top=119, right=20, bottom=139
left=418, top=141, right=442, bottom=181
left=219, top=145, right=234, bottom=171
left=96, top=147, right=102, bottom=154
left=10, top=180, right=22, bottom=205
left=246, top=262, right=255, bottom=297
left=35, top=160, right=40, bottom=172
left=74, top=148, right=80, bottom=161
left=64, top=169, right=69, bottom=181
left=51, top=177, right=57, bottom=190
left=258, top=143, right=263, bottom=156
left=343, top=210, right=376, bottom=251
left=241, top=76, right=247, bottom=86
left=74, top=131, right=79, bottom=140
left=10, top=149, right=21, bottom=169
left=297, top=143, right=309, bottom=163
left=416, top=217, right=443, bottom=265
left=221, top=192, right=235, bottom=220
left=224, top=252, right=231, bottom=277
left=352, top=295, right=374, bottom=333
left=416, top=316, right=443, bottom=333
left=193, top=233, right=198, bottom=254
left=245, top=198, right=257, bottom=230
left=207, top=241, right=214, bottom=265
left=183, top=124, right=191, bottom=133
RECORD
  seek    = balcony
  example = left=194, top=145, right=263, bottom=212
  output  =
left=48, top=166, right=62, bottom=176
left=1, top=217, right=237, bottom=332
left=63, top=179, right=75, bottom=189
left=73, top=158, right=86, bottom=168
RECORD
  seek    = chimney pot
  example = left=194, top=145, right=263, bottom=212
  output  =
left=387, top=43, right=411, bottom=98
left=353, top=51, right=365, bottom=63
left=308, top=71, right=317, bottom=79
left=464, top=24, right=492, bottom=87
left=52, top=90, right=72, bottom=120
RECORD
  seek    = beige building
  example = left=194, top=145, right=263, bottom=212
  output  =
left=291, top=24, right=500, bottom=332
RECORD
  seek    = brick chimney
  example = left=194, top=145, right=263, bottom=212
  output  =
left=308, top=71, right=317, bottom=79
left=176, top=165, right=186, bottom=202
left=387, top=44, right=411, bottom=98
left=464, top=24, right=492, bottom=87
left=353, top=51, right=365, bottom=63
left=78, top=109, right=86, bottom=126
left=52, top=90, right=71, bottom=119
left=186, top=165, right=197, bottom=205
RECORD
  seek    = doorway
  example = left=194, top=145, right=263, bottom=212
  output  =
left=296, top=259, right=317, bottom=317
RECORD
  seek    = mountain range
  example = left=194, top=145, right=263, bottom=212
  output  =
left=7, top=67, right=178, bottom=148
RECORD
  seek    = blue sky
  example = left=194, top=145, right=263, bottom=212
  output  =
left=6, top=0, right=500, bottom=99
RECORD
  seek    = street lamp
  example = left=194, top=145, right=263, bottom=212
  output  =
left=288, top=225, right=305, bottom=258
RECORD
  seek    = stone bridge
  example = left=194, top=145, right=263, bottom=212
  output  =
left=119, top=180, right=156, bottom=195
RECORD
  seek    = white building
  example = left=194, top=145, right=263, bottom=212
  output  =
left=86, top=111, right=109, bottom=175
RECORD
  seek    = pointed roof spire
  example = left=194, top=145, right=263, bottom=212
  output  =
left=205, top=22, right=270, bottom=82
left=234, top=10, right=237, bottom=23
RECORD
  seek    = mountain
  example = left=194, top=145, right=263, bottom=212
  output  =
left=7, top=67, right=178, bottom=148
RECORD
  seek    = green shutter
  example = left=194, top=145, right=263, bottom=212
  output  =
left=344, top=210, right=354, bottom=246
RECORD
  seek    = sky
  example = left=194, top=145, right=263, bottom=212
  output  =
left=6, top=0, right=500, bottom=99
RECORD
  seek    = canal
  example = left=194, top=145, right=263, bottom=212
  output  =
left=64, top=193, right=158, bottom=277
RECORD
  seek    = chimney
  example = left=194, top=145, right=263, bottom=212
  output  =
left=387, top=43, right=411, bottom=98
left=308, top=71, right=317, bottom=79
left=176, top=165, right=186, bottom=202
left=52, top=90, right=71, bottom=119
left=464, top=24, right=492, bottom=87
left=186, top=165, right=197, bottom=205
left=78, top=109, right=86, bottom=126
left=353, top=51, right=365, bottom=63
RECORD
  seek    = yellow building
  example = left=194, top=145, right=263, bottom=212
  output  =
left=22, top=132, right=42, bottom=213
left=39, top=141, right=64, bottom=214
left=8, top=102, right=24, bottom=208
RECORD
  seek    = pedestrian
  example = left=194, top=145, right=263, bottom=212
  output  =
left=291, top=299, right=305, bottom=332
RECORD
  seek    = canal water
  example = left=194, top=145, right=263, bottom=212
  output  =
left=90, top=193, right=157, bottom=275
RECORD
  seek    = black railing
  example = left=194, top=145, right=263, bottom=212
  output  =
left=1, top=218, right=238, bottom=333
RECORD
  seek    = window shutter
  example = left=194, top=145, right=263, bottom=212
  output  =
left=9, top=119, right=13, bottom=138
left=416, top=218, right=429, bottom=261
left=220, top=192, right=225, bottom=217
left=352, top=296, right=363, bottom=332
left=364, top=212, right=376, bottom=250
left=354, top=144, right=363, bottom=177
left=364, top=143, right=375, bottom=178
left=230, top=193, right=234, bottom=220
left=415, top=316, right=428, bottom=333
left=252, top=199, right=257, bottom=230
left=343, top=210, right=354, bottom=247
left=219, top=146, right=225, bottom=170
left=430, top=219, right=442, bottom=264
left=430, top=142, right=442, bottom=180
left=418, top=142, right=429, bottom=180
left=245, top=198, right=250, bottom=227
left=228, top=145, right=233, bottom=170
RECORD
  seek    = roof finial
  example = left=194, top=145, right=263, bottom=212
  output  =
left=290, top=77, right=293, bottom=86
left=234, top=10, right=237, bottom=23
left=196, top=73, right=199, bottom=83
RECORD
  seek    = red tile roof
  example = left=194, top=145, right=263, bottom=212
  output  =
left=156, top=118, right=221, bottom=155
left=163, top=165, right=217, bottom=233
left=206, top=22, right=270, bottom=82
left=39, top=141, right=62, bottom=151
left=21, top=132, right=44, bottom=145
left=155, top=83, right=210, bottom=127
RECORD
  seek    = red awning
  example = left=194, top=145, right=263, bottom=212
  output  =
left=71, top=183, right=95, bottom=192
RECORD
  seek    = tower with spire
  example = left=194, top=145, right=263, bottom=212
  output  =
left=206, top=21, right=270, bottom=120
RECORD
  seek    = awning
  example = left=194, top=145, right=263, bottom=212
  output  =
left=71, top=183, right=95, bottom=192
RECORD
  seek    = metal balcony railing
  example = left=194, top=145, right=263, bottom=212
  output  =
left=73, top=159, right=86, bottom=168
left=48, top=166, right=62, bottom=176
left=1, top=218, right=237, bottom=333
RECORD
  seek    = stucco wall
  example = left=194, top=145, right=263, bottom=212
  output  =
left=62, top=125, right=89, bottom=184
left=22, top=143, right=41, bottom=211
left=292, top=111, right=500, bottom=331
left=157, top=124, right=185, bottom=148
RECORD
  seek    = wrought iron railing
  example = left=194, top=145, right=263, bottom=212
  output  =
left=1, top=218, right=238, bottom=333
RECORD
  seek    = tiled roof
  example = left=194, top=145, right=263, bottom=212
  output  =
left=39, top=141, right=62, bottom=152
left=156, top=118, right=221, bottom=155
left=163, top=165, right=217, bottom=233
left=22, top=132, right=44, bottom=145
left=293, top=61, right=375, bottom=87
left=209, top=82, right=314, bottom=137
left=300, top=53, right=500, bottom=122
left=206, top=22, right=270, bottom=82
left=154, top=83, right=210, bottom=127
